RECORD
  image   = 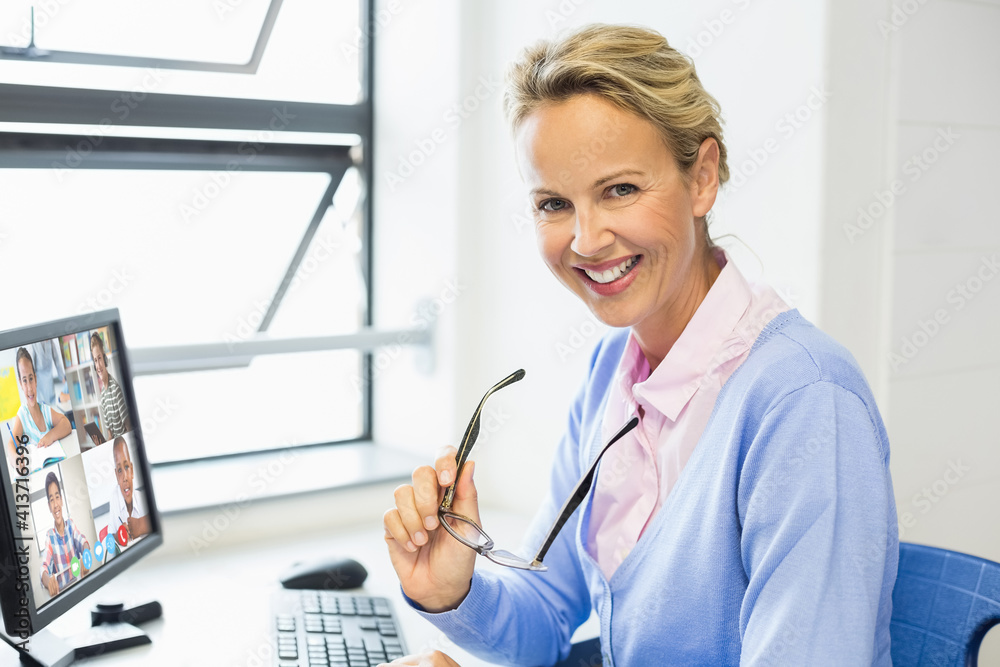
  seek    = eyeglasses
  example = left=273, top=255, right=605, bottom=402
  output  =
left=438, top=370, right=639, bottom=572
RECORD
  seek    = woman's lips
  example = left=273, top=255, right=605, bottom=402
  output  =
left=577, top=255, right=642, bottom=297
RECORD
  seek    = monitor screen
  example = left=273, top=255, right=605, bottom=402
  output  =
left=0, top=310, right=161, bottom=640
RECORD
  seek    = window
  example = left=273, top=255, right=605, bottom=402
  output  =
left=0, top=0, right=393, bottom=465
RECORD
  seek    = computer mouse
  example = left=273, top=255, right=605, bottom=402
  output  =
left=280, top=556, right=368, bottom=590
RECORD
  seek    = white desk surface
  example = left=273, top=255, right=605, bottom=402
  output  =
left=1, top=510, right=553, bottom=667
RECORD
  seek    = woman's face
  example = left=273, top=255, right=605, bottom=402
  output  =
left=17, top=358, right=37, bottom=408
left=515, top=94, right=719, bottom=340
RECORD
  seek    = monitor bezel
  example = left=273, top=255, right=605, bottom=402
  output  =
left=0, top=308, right=162, bottom=638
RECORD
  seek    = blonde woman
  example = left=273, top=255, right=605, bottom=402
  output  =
left=384, top=25, right=896, bottom=666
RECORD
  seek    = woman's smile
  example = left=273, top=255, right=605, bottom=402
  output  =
left=575, top=255, right=642, bottom=295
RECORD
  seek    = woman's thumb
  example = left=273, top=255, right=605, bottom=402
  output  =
left=452, top=460, right=480, bottom=516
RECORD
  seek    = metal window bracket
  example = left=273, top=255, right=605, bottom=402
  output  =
left=129, top=323, right=434, bottom=377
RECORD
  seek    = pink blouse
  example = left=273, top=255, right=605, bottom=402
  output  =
left=586, top=249, right=790, bottom=579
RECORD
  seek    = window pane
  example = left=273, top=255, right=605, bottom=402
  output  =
left=1, top=0, right=271, bottom=63
left=0, top=0, right=362, bottom=104
left=135, top=350, right=363, bottom=463
left=0, top=168, right=366, bottom=345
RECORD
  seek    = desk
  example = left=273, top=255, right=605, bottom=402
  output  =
left=0, top=508, right=573, bottom=667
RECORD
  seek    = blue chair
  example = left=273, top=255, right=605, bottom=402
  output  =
left=553, top=542, right=1000, bottom=667
left=891, top=542, right=1000, bottom=666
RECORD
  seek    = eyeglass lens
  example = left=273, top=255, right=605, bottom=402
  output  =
left=440, top=512, right=493, bottom=550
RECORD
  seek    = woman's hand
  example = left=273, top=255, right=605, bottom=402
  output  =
left=379, top=650, right=462, bottom=666
left=383, top=448, right=479, bottom=613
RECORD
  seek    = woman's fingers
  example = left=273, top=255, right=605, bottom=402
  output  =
left=384, top=456, right=475, bottom=553
left=412, top=466, right=441, bottom=532
left=434, top=446, right=459, bottom=487
left=383, top=508, right=415, bottom=553
left=391, top=484, right=426, bottom=547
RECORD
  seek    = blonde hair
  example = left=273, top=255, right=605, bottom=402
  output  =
left=503, top=23, right=729, bottom=190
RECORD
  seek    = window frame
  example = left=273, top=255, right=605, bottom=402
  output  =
left=0, top=0, right=284, bottom=73
left=0, top=0, right=418, bottom=471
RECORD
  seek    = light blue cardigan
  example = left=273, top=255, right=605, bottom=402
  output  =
left=413, top=310, right=898, bottom=666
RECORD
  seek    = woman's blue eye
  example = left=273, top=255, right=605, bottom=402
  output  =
left=611, top=184, right=636, bottom=197
left=540, top=199, right=568, bottom=212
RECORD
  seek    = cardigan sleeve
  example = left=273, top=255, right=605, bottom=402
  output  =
left=406, top=347, right=608, bottom=666
left=737, top=379, right=897, bottom=666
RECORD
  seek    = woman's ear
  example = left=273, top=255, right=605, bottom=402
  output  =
left=690, top=137, right=720, bottom=219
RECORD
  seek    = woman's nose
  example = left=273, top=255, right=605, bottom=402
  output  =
left=570, top=209, right=615, bottom=257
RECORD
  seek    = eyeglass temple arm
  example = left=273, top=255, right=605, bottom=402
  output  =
left=531, top=416, right=639, bottom=566
left=441, top=369, right=526, bottom=510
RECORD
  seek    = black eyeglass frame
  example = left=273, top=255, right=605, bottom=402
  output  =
left=438, top=369, right=639, bottom=572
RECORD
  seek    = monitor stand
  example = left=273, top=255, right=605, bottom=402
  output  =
left=4, top=622, right=151, bottom=667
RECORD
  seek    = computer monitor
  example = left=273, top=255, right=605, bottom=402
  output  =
left=0, top=309, right=161, bottom=663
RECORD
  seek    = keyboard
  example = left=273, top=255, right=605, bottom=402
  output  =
left=272, top=589, right=408, bottom=666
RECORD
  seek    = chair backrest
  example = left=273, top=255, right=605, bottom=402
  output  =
left=892, top=542, right=1000, bottom=666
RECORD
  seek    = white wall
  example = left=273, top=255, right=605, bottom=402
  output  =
left=372, top=0, right=462, bottom=454
left=883, top=0, right=1000, bottom=563
left=821, top=0, right=1000, bottom=656
left=821, top=0, right=1000, bottom=562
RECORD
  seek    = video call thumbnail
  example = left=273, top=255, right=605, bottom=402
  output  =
left=1, top=326, right=149, bottom=609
